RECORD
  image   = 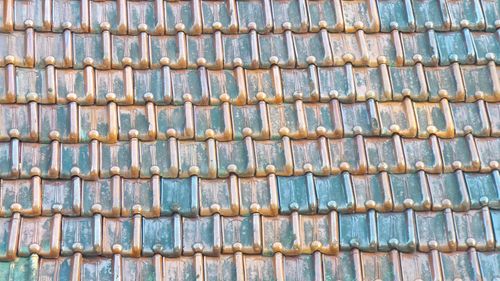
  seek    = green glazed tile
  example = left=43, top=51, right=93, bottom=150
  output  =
left=412, top=0, right=450, bottom=32
left=390, top=66, right=428, bottom=101
left=291, top=140, right=329, bottom=176
left=182, top=216, right=218, bottom=255
left=217, top=141, right=254, bottom=177
left=41, top=180, right=79, bottom=216
left=79, top=106, right=112, bottom=142
left=123, top=258, right=158, bottom=281
left=244, top=256, right=277, bottom=281
left=437, top=31, right=475, bottom=65
left=171, top=70, right=206, bottom=105
left=100, top=142, right=133, bottom=178
left=294, top=32, right=330, bottom=67
left=377, top=211, right=416, bottom=252
left=307, top=0, right=342, bottom=32
left=82, top=180, right=114, bottom=217
left=259, top=34, right=292, bottom=68
left=462, top=66, right=496, bottom=101
left=361, top=253, right=400, bottom=280
left=140, top=141, right=177, bottom=178
left=401, top=32, right=439, bottom=66
left=262, top=216, right=296, bottom=256
left=187, top=34, right=217, bottom=68
left=272, top=0, right=307, bottom=33
left=353, top=67, right=387, bottom=101
left=269, top=104, right=302, bottom=139
left=134, top=69, right=168, bottom=105
left=16, top=68, right=49, bottom=103
left=254, top=140, right=292, bottom=176
left=300, top=215, right=335, bottom=254
left=303, top=103, right=337, bottom=138
left=492, top=210, right=500, bottom=249
left=237, top=0, right=269, bottom=33
left=55, top=69, right=88, bottom=104
left=245, top=69, right=280, bottom=104
left=425, top=66, right=462, bottom=102
left=73, top=34, right=106, bottom=69
left=416, top=211, right=453, bottom=251
left=481, top=0, right=500, bottom=31
left=122, top=179, right=155, bottom=217
left=39, top=105, right=71, bottom=143
left=0, top=218, right=12, bottom=259
left=142, top=217, right=180, bottom=257
left=163, top=257, right=197, bottom=280
left=103, top=218, right=135, bottom=256
left=164, top=1, right=196, bottom=34
left=178, top=141, right=213, bottom=178
left=201, top=1, right=234, bottom=33
left=61, top=217, right=100, bottom=255
left=127, top=1, right=157, bottom=34
left=205, top=256, right=238, bottom=281
left=451, top=102, right=490, bottom=136
left=199, top=178, right=234, bottom=215
left=18, top=217, right=55, bottom=256
left=0, top=104, right=32, bottom=141
left=14, top=0, right=45, bottom=31
left=318, top=67, right=355, bottom=102
left=465, top=172, right=499, bottom=209
left=156, top=106, right=190, bottom=140
left=231, top=104, right=268, bottom=140
left=454, top=210, right=492, bottom=250
left=150, top=35, right=185, bottom=69
left=118, top=107, right=151, bottom=140
left=323, top=252, right=359, bottom=281
left=341, top=102, right=380, bottom=136
left=95, top=70, right=125, bottom=105
left=315, top=173, right=355, bottom=213
left=390, top=173, right=431, bottom=211
left=194, top=105, right=228, bottom=140
left=0, top=180, right=34, bottom=217
left=223, top=34, right=254, bottom=69
left=339, top=211, right=377, bottom=251
left=0, top=257, right=37, bottom=281
left=378, top=0, right=414, bottom=32
left=0, top=142, right=15, bottom=179
left=60, top=144, right=93, bottom=179
left=477, top=252, right=500, bottom=280
left=402, top=138, right=441, bottom=173
left=284, top=255, right=316, bottom=281
left=364, top=138, right=400, bottom=173
left=20, top=143, right=52, bottom=178
left=81, top=258, right=113, bottom=281
left=52, top=0, right=82, bottom=32
left=428, top=173, right=470, bottom=211
left=440, top=252, right=478, bottom=281
left=222, top=216, right=257, bottom=253
left=328, top=138, right=365, bottom=174
left=239, top=177, right=277, bottom=216
left=160, top=177, right=198, bottom=217
left=208, top=70, right=245, bottom=105
left=282, top=68, right=318, bottom=102
left=473, top=32, right=500, bottom=64
left=89, top=1, right=119, bottom=33
left=439, top=137, right=477, bottom=172
left=278, top=175, right=317, bottom=214
left=446, top=0, right=485, bottom=31
left=352, top=174, right=391, bottom=212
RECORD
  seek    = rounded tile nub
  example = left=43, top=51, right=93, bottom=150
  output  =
left=188, top=166, right=200, bottom=176
left=192, top=243, right=204, bottom=253
left=112, top=244, right=123, bottom=255
left=138, top=23, right=148, bottom=33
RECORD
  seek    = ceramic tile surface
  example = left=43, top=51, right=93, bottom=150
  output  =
left=0, top=0, right=499, bottom=280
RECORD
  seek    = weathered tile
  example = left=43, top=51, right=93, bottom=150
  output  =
left=318, top=66, right=356, bottom=102
left=236, top=0, right=272, bottom=33
left=389, top=65, right=429, bottom=101
left=475, top=138, right=500, bottom=172
left=171, top=70, right=208, bottom=105
left=187, top=34, right=221, bottom=69
left=194, top=105, right=232, bottom=141
left=19, top=143, right=53, bottom=178
left=427, top=172, right=470, bottom=211
left=140, top=140, right=178, bottom=178
left=412, top=0, right=450, bottom=31
left=465, top=172, right=500, bottom=209
left=307, top=0, right=344, bottom=32
left=18, top=216, right=60, bottom=257
left=80, top=257, right=113, bottom=281
left=0, top=216, right=19, bottom=260
left=150, top=35, right=187, bottom=69
left=400, top=252, right=437, bottom=281
left=481, top=0, right=500, bottom=31
left=121, top=179, right=159, bottom=217
left=133, top=69, right=170, bottom=105
left=291, top=139, right=330, bottom=176
left=487, top=102, right=500, bottom=136
left=160, top=177, right=198, bottom=217
left=55, top=69, right=91, bottom=105
left=472, top=32, right=500, bottom=64
left=34, top=32, right=68, bottom=68
left=439, top=136, right=481, bottom=172
left=182, top=215, right=221, bottom=255
left=61, top=217, right=100, bottom=255
left=271, top=0, right=308, bottom=33
left=0, top=257, right=38, bottom=280
left=402, top=137, right=443, bottom=173
left=223, top=34, right=255, bottom=69
left=0, top=104, right=36, bottom=142
left=42, top=180, right=80, bottom=216
left=377, top=100, right=417, bottom=137
left=156, top=105, right=194, bottom=140
left=81, top=179, right=118, bottom=217
left=390, top=172, right=432, bottom=211
left=164, top=0, right=202, bottom=35
left=440, top=252, right=481, bottom=280
left=178, top=140, right=217, bottom=178
left=341, top=102, right=380, bottom=136
left=142, top=216, right=181, bottom=257
left=339, top=211, right=377, bottom=251
left=360, top=252, right=402, bottom=280
left=13, top=0, right=47, bottom=31
left=351, top=174, right=393, bottom=212
left=73, top=33, right=109, bottom=69
left=328, top=33, right=363, bottom=65
left=199, top=178, right=239, bottom=216
left=281, top=68, right=319, bottom=102
left=401, top=32, right=439, bottom=66
left=217, top=140, right=255, bottom=177
left=377, top=0, right=415, bottom=32
left=364, top=137, right=405, bottom=173
left=0, top=142, right=17, bottom=179
left=364, top=33, right=402, bottom=67
left=102, top=217, right=140, bottom=257
left=127, top=0, right=164, bottom=35
left=95, top=69, right=131, bottom=105
left=0, top=32, right=30, bottom=67
left=204, top=255, right=239, bottom=280
left=89, top=0, right=120, bottom=33
left=79, top=105, right=117, bottom=143
left=341, top=0, right=380, bottom=32
left=352, top=66, right=389, bottom=101
left=262, top=215, right=299, bottom=255
left=436, top=31, right=475, bottom=65
left=122, top=257, right=159, bottom=281
left=0, top=179, right=39, bottom=217
left=315, top=173, right=355, bottom=213
left=416, top=210, right=457, bottom=252
left=254, top=139, right=293, bottom=176
left=118, top=105, right=156, bottom=141
left=413, top=100, right=455, bottom=138
left=201, top=0, right=238, bottom=33
left=100, top=141, right=136, bottom=178
left=258, top=33, right=294, bottom=68
left=39, top=105, right=72, bottom=143
left=245, top=68, right=282, bottom=104
left=303, top=102, right=342, bottom=139
left=293, top=32, right=332, bottom=67
left=328, top=137, right=367, bottom=175
left=231, top=104, right=270, bottom=140
left=283, top=255, right=317, bottom=281
left=323, top=251, right=362, bottom=280
left=477, top=252, right=500, bottom=280
left=244, top=256, right=277, bottom=281
left=377, top=210, right=416, bottom=252
left=277, top=175, right=317, bottom=214
left=462, top=65, right=499, bottom=102
left=222, top=215, right=261, bottom=254
left=60, top=143, right=95, bottom=180
left=38, top=257, right=72, bottom=281
left=238, top=176, right=279, bottom=216
left=446, top=0, right=485, bottom=31
left=300, top=214, right=339, bottom=254
left=425, top=65, right=465, bottom=102
left=163, top=256, right=197, bottom=280
left=15, top=68, right=54, bottom=104
left=52, top=0, right=88, bottom=32
left=208, top=69, right=247, bottom=105
left=454, top=208, right=495, bottom=250
left=493, top=210, right=500, bottom=249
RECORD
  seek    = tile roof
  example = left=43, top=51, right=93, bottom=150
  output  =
left=0, top=0, right=499, bottom=280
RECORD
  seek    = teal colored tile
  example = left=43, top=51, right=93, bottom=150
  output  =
left=291, top=139, right=329, bottom=176
left=437, top=31, right=475, bottom=65
left=156, top=105, right=191, bottom=140
left=303, top=103, right=339, bottom=138
left=262, top=216, right=296, bottom=256
left=118, top=106, right=153, bottom=140
left=428, top=173, right=470, bottom=211
left=353, top=67, right=388, bottom=101
left=318, top=67, right=355, bottom=102
left=140, top=141, right=177, bottom=178
left=377, top=211, right=416, bottom=252
left=352, top=174, right=392, bottom=212
left=282, top=68, right=318, bottom=102
left=446, top=0, right=485, bottom=30
left=412, top=0, right=450, bottom=31
left=208, top=70, right=246, bottom=105
left=244, top=256, right=277, bottom=281
left=82, top=180, right=115, bottom=217
left=223, top=34, right=254, bottom=69
left=440, top=137, right=478, bottom=172
left=294, top=32, right=331, bottom=67
left=89, top=1, right=119, bottom=33
left=239, top=177, right=278, bottom=216
left=187, top=34, right=217, bottom=68
left=0, top=104, right=32, bottom=141
left=194, top=105, right=230, bottom=141
left=378, top=0, right=415, bottom=32
left=163, top=257, right=197, bottom=280
left=339, top=211, right=377, bottom=251
left=39, top=105, right=71, bottom=143
left=19, top=143, right=53, bottom=178
left=465, top=172, right=500, bottom=209
left=231, top=104, right=268, bottom=140
left=425, top=66, right=463, bottom=102
left=0, top=180, right=34, bottom=217
left=73, top=34, right=106, bottom=69
left=481, top=0, right=500, bottom=31
left=259, top=33, right=293, bottom=68
left=39, top=257, right=72, bottom=281
left=307, top=0, right=342, bottom=32
left=160, top=177, right=198, bottom=217
left=254, top=140, right=293, bottom=176
left=237, top=0, right=270, bottom=33
left=15, top=68, right=50, bottom=103
left=0, top=218, right=13, bottom=259
left=272, top=0, right=307, bottom=33
left=451, top=102, right=490, bottom=136
left=52, top=0, right=83, bottom=32
left=79, top=106, right=113, bottom=143
left=122, top=179, right=156, bottom=217
left=390, top=66, right=428, bottom=101
left=199, top=178, right=236, bottom=216
left=402, top=138, right=441, bottom=173
left=142, top=216, right=181, bottom=257
left=182, top=216, right=219, bottom=255
left=150, top=35, right=185, bottom=69
left=18, top=217, right=55, bottom=257
left=416, top=211, right=455, bottom=252
left=400, top=252, right=436, bottom=281
left=171, top=69, right=207, bottom=105
left=164, top=1, right=197, bottom=34
left=0, top=142, right=15, bottom=179
left=41, top=180, right=79, bottom=216
left=80, top=257, right=113, bottom=281
left=60, top=143, right=93, bottom=179
left=61, top=217, right=100, bottom=255
left=100, top=142, right=133, bottom=178
left=55, top=69, right=88, bottom=104
left=341, top=102, right=380, bottom=136
left=478, top=252, right=500, bottom=280
left=323, top=252, right=359, bottom=281
left=284, top=255, right=316, bottom=281
left=127, top=1, right=158, bottom=34
left=204, top=256, right=239, bottom=281
left=462, top=65, right=497, bottom=101
left=222, top=216, right=258, bottom=253
left=245, top=69, right=281, bottom=104
left=134, top=69, right=169, bottom=105
left=0, top=257, right=37, bottom=281
left=390, top=173, right=431, bottom=211
left=440, top=252, right=479, bottom=281
left=122, top=258, right=158, bottom=281
left=201, top=1, right=235, bottom=33
left=217, top=141, right=254, bottom=177
left=473, top=32, right=500, bottom=64
left=103, top=218, right=135, bottom=256
left=454, top=209, right=493, bottom=250
left=492, top=210, right=500, bottom=249
left=401, top=32, right=439, bottom=66
left=95, top=70, right=126, bottom=105
left=315, top=173, right=355, bottom=213
left=328, top=138, right=366, bottom=174
left=364, top=137, right=401, bottom=174
left=178, top=141, right=213, bottom=178
left=278, top=174, right=317, bottom=214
